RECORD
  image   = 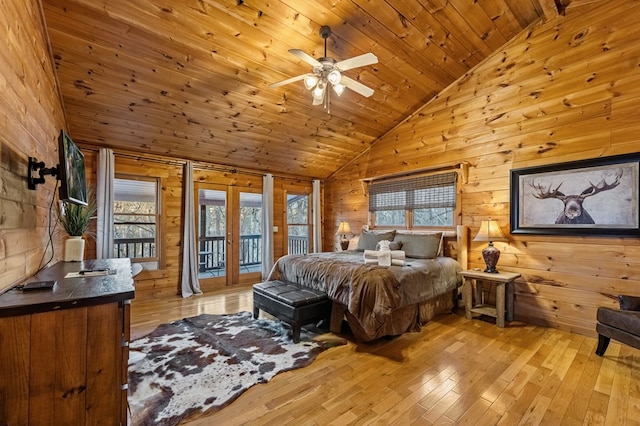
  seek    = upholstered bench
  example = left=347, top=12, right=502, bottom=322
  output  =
left=253, top=280, right=332, bottom=343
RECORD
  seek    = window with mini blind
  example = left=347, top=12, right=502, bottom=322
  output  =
left=113, top=176, right=160, bottom=269
left=369, top=171, right=457, bottom=228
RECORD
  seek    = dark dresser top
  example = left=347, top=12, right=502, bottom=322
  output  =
left=0, top=258, right=135, bottom=318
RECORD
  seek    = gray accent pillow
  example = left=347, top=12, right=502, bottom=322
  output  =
left=396, top=233, right=442, bottom=259
left=355, top=230, right=396, bottom=252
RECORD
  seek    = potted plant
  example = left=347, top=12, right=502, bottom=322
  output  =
left=57, top=195, right=96, bottom=261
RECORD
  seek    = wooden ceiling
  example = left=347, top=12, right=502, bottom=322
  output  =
left=41, top=0, right=565, bottom=179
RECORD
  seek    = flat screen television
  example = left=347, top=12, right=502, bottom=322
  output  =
left=57, top=130, right=88, bottom=206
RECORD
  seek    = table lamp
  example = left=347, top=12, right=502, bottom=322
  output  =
left=337, top=221, right=351, bottom=251
left=473, top=219, right=508, bottom=273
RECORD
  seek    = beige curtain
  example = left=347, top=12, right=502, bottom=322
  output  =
left=261, top=174, right=274, bottom=279
left=313, top=179, right=322, bottom=252
left=96, top=148, right=114, bottom=259
left=180, top=161, right=202, bottom=297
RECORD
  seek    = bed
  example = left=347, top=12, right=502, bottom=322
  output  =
left=266, top=227, right=468, bottom=342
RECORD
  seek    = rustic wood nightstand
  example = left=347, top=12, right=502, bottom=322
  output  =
left=459, top=270, right=521, bottom=327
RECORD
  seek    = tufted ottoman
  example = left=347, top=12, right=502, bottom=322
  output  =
left=253, top=280, right=332, bottom=343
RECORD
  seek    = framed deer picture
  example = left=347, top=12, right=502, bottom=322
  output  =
left=510, top=153, right=640, bottom=236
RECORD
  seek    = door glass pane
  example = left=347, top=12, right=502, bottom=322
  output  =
left=287, top=194, right=309, bottom=254
left=198, top=189, right=226, bottom=277
left=239, top=192, right=262, bottom=274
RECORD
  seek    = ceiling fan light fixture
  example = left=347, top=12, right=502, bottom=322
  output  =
left=312, top=82, right=325, bottom=100
left=269, top=25, right=378, bottom=112
left=304, top=74, right=319, bottom=90
left=327, top=69, right=342, bottom=85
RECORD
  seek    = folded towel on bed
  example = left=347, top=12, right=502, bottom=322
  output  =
left=363, top=250, right=405, bottom=259
left=363, top=250, right=405, bottom=266
left=365, top=258, right=405, bottom=266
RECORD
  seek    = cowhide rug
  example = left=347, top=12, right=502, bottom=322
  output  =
left=128, top=311, right=345, bottom=426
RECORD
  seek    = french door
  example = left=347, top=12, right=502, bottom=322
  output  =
left=195, top=183, right=263, bottom=287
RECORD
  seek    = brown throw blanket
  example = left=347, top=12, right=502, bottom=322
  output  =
left=267, top=252, right=461, bottom=341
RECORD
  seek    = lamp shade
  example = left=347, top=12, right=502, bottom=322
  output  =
left=473, top=219, right=508, bottom=243
left=336, top=221, right=351, bottom=235
left=304, top=74, right=319, bottom=90
left=327, top=69, right=342, bottom=85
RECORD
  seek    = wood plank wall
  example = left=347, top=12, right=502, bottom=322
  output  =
left=324, top=0, right=640, bottom=338
left=81, top=152, right=313, bottom=300
left=3, top=0, right=637, bottom=341
left=0, top=0, right=66, bottom=290
left=0, top=0, right=315, bottom=299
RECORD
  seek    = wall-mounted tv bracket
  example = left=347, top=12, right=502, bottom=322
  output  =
left=27, top=156, right=59, bottom=190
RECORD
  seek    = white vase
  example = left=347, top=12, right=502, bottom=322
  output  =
left=64, top=236, right=85, bottom=262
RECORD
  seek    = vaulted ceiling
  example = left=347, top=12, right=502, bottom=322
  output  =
left=41, top=0, right=566, bottom=179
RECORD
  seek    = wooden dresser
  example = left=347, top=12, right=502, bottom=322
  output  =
left=0, top=258, right=135, bottom=425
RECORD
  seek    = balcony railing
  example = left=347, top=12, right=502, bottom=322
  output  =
left=198, top=235, right=264, bottom=273
left=114, top=237, right=155, bottom=259
left=115, top=234, right=309, bottom=273
left=288, top=235, right=308, bottom=254
left=198, top=236, right=225, bottom=272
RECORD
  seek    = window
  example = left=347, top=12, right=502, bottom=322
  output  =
left=287, top=194, right=310, bottom=254
left=369, top=172, right=457, bottom=228
left=113, top=177, right=160, bottom=269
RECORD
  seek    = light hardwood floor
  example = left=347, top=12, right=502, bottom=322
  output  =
left=130, top=286, right=640, bottom=425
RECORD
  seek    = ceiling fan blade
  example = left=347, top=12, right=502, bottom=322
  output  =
left=335, top=52, right=378, bottom=71
left=269, top=74, right=307, bottom=88
left=341, top=76, right=375, bottom=97
left=288, top=49, right=322, bottom=67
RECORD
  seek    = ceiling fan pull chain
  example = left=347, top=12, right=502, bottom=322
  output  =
left=325, top=86, right=330, bottom=114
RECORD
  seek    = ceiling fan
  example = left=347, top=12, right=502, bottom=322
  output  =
left=269, top=26, right=378, bottom=112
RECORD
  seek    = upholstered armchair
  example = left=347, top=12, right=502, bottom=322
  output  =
left=595, top=295, right=640, bottom=356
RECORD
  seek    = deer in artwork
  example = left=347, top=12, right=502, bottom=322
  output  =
left=529, top=169, right=623, bottom=224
